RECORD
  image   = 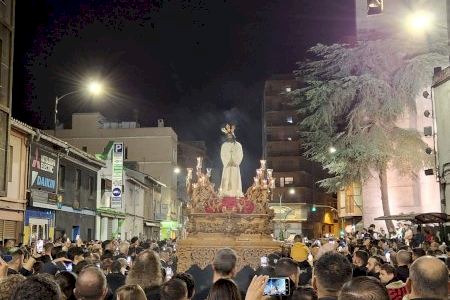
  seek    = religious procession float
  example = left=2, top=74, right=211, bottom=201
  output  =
left=177, top=124, right=281, bottom=272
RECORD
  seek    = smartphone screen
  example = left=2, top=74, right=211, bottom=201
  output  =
left=36, top=240, right=44, bottom=253
left=385, top=252, right=391, bottom=263
left=65, top=262, right=73, bottom=272
left=263, top=277, right=290, bottom=296
left=260, top=256, right=268, bottom=267
left=165, top=267, right=173, bottom=279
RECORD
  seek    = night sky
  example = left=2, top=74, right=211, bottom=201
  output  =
left=12, top=0, right=355, bottom=187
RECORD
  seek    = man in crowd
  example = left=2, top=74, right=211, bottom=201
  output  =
left=290, top=235, right=312, bottom=285
left=366, top=256, right=382, bottom=279
left=193, top=248, right=239, bottom=300
left=74, top=266, right=108, bottom=300
left=411, top=247, right=426, bottom=262
left=406, top=256, right=448, bottom=300
left=379, top=264, right=407, bottom=300
left=174, top=272, right=196, bottom=300
left=10, top=274, right=62, bottom=300
left=274, top=257, right=301, bottom=297
left=161, top=278, right=189, bottom=300
left=7, top=248, right=34, bottom=276
left=395, top=250, right=411, bottom=282
left=312, top=252, right=353, bottom=300
left=352, top=250, right=368, bottom=277
left=339, top=277, right=389, bottom=300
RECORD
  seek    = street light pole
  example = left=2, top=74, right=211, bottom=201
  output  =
left=54, top=90, right=79, bottom=136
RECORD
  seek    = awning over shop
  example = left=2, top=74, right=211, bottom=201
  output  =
left=145, top=221, right=160, bottom=227
left=375, top=212, right=450, bottom=224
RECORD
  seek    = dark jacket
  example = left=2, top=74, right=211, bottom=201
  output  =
left=352, top=266, right=368, bottom=277
left=106, top=272, right=126, bottom=295
left=396, top=265, right=409, bottom=283
left=144, top=286, right=161, bottom=300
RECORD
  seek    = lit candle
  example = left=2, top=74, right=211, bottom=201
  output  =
left=256, top=169, right=263, bottom=178
left=196, top=157, right=203, bottom=169
left=260, top=160, right=266, bottom=170
left=262, top=179, right=268, bottom=189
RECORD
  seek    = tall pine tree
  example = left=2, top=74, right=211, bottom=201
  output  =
left=292, top=33, right=448, bottom=232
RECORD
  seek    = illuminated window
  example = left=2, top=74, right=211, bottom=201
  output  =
left=279, top=177, right=285, bottom=187
left=285, top=177, right=294, bottom=185
left=367, top=0, right=383, bottom=15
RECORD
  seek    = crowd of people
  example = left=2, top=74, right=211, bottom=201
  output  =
left=0, top=223, right=448, bottom=300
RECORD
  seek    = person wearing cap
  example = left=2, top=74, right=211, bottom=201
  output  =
left=290, top=234, right=312, bottom=285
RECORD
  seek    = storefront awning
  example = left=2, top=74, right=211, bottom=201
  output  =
left=374, top=212, right=450, bottom=224
left=145, top=221, right=160, bottom=227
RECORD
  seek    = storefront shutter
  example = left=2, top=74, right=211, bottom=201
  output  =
left=107, top=218, right=113, bottom=239
left=4, top=221, right=17, bottom=240
left=0, top=221, right=3, bottom=241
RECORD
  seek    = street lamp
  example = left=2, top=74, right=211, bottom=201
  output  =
left=174, top=167, right=181, bottom=174
left=54, top=80, right=105, bottom=133
left=406, top=11, right=434, bottom=33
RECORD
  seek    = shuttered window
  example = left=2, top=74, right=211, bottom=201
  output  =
left=0, top=220, right=17, bottom=243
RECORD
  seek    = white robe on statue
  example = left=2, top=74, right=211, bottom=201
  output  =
left=220, top=141, right=243, bottom=198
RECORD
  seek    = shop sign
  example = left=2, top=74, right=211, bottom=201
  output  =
left=111, top=142, right=123, bottom=209
left=30, top=143, right=57, bottom=193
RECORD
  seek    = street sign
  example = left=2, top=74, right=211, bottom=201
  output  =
left=111, top=142, right=124, bottom=209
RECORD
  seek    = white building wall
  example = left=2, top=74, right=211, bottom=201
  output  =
left=355, top=0, right=446, bottom=228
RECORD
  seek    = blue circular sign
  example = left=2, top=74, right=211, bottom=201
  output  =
left=112, top=187, right=122, bottom=197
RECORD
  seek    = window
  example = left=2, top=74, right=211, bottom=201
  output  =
left=59, top=165, right=65, bottom=189
left=286, top=116, right=293, bottom=124
left=82, top=146, right=87, bottom=152
left=285, top=177, right=294, bottom=185
left=75, top=169, right=81, bottom=190
left=367, top=0, right=383, bottom=15
left=88, top=176, right=94, bottom=196
left=279, top=177, right=285, bottom=187
left=8, top=145, right=12, bottom=182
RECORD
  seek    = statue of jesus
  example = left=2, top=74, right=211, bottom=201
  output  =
left=219, top=124, right=243, bottom=198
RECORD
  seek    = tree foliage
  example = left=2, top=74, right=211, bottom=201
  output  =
left=292, top=33, right=448, bottom=191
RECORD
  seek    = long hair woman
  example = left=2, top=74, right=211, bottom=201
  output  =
left=126, top=250, right=163, bottom=299
left=207, top=279, right=242, bottom=300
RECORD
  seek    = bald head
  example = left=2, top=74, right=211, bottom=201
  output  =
left=408, top=256, right=448, bottom=299
left=74, top=266, right=107, bottom=300
left=396, top=250, right=412, bottom=266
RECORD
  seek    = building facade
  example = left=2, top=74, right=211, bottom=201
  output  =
left=432, top=67, right=450, bottom=215
left=353, top=0, right=447, bottom=228
left=50, top=113, right=180, bottom=238
left=0, top=122, right=28, bottom=244
left=263, top=75, right=338, bottom=239
left=0, top=0, right=15, bottom=198
left=14, top=120, right=104, bottom=243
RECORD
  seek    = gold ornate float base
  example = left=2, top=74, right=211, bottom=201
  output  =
left=177, top=213, right=281, bottom=272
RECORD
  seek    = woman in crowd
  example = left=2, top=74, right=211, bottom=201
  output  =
left=126, top=249, right=163, bottom=300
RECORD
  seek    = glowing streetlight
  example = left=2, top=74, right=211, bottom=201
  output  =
left=54, top=79, right=105, bottom=133
left=406, top=11, right=434, bottom=33
left=174, top=167, right=181, bottom=174
left=289, top=188, right=295, bottom=195
left=329, top=146, right=337, bottom=154
left=87, top=81, right=104, bottom=96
